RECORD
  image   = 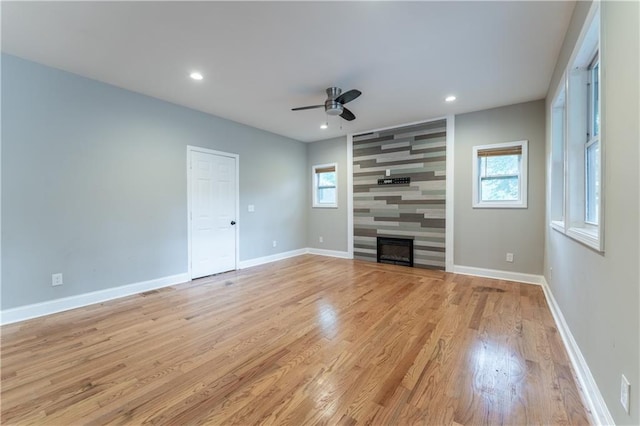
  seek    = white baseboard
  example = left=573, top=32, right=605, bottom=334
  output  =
left=307, top=248, right=351, bottom=259
left=452, top=264, right=545, bottom=285
left=452, top=265, right=613, bottom=423
left=238, top=248, right=308, bottom=269
left=0, top=253, right=615, bottom=426
left=238, top=247, right=352, bottom=269
left=0, top=273, right=189, bottom=326
left=540, top=277, right=615, bottom=425
left=1, top=248, right=348, bottom=325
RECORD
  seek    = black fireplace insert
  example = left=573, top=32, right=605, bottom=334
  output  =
left=377, top=237, right=414, bottom=267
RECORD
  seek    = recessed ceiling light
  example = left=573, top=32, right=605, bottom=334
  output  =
left=320, top=123, right=328, bottom=129
left=445, top=95, right=456, bottom=102
left=190, top=72, right=203, bottom=81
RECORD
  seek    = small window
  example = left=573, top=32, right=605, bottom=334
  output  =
left=472, top=140, right=528, bottom=208
left=312, top=163, right=337, bottom=208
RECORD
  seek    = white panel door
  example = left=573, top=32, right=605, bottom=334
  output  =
left=190, top=150, right=237, bottom=278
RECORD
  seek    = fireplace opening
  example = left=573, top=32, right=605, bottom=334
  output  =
left=377, top=237, right=414, bottom=267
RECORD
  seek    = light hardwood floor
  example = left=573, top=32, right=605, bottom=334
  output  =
left=1, top=255, right=591, bottom=425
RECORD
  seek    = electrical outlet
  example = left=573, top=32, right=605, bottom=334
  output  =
left=621, top=374, right=630, bottom=414
left=248, top=204, right=255, bottom=212
left=52, top=273, right=63, bottom=286
left=319, top=236, right=324, bottom=243
left=506, top=253, right=514, bottom=263
left=272, top=240, right=277, bottom=248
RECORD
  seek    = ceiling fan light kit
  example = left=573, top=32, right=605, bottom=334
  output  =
left=292, top=86, right=361, bottom=123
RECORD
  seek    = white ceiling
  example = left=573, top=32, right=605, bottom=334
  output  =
left=1, top=1, right=574, bottom=143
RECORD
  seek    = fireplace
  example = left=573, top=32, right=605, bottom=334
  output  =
left=377, top=237, right=414, bottom=267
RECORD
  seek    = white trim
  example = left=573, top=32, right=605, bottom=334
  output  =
left=452, top=264, right=545, bottom=285
left=0, top=51, right=2, bottom=310
left=1, top=249, right=346, bottom=325
left=237, top=248, right=308, bottom=269
left=550, top=75, right=567, bottom=226
left=551, top=69, right=568, bottom=109
left=565, top=226, right=602, bottom=252
left=307, top=248, right=351, bottom=259
left=0, top=273, right=189, bottom=325
left=350, top=116, right=451, bottom=135
left=186, top=145, right=240, bottom=280
left=568, top=1, right=601, bottom=72
left=472, top=140, right=529, bottom=209
left=550, top=220, right=566, bottom=233
left=540, top=277, right=615, bottom=425
left=550, top=2, right=604, bottom=254
left=445, top=115, right=455, bottom=272
left=452, top=261, right=615, bottom=424
left=347, top=134, right=354, bottom=259
left=238, top=248, right=352, bottom=269
left=187, top=148, right=192, bottom=278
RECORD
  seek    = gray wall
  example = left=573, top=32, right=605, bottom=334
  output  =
left=1, top=54, right=308, bottom=310
left=306, top=136, right=349, bottom=252
left=454, top=100, right=546, bottom=274
left=544, top=1, right=639, bottom=424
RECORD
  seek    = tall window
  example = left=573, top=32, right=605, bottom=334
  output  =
left=550, top=84, right=566, bottom=229
left=312, top=163, right=337, bottom=208
left=472, top=140, right=528, bottom=208
left=585, top=54, right=600, bottom=225
left=550, top=3, right=602, bottom=252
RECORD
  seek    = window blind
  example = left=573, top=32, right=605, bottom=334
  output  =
left=477, top=146, right=522, bottom=157
left=315, top=165, right=336, bottom=174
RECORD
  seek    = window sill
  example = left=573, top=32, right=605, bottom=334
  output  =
left=312, top=204, right=338, bottom=209
left=473, top=202, right=527, bottom=209
left=550, top=220, right=565, bottom=233
left=565, top=226, right=603, bottom=253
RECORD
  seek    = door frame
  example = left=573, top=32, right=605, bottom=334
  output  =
left=186, top=145, right=240, bottom=280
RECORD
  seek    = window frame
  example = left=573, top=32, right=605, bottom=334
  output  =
left=584, top=52, right=600, bottom=226
left=548, top=2, right=603, bottom=253
left=550, top=76, right=567, bottom=233
left=472, top=140, right=528, bottom=209
left=312, top=162, right=338, bottom=208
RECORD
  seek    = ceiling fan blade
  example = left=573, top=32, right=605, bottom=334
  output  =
left=335, top=89, right=361, bottom=105
left=340, top=107, right=356, bottom=121
left=291, top=105, right=324, bottom=111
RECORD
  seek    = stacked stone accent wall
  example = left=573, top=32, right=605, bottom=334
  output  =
left=353, top=119, right=447, bottom=269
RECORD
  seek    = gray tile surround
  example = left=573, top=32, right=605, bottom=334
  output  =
left=353, top=120, right=447, bottom=269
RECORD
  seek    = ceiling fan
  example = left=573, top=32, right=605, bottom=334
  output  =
left=292, top=87, right=362, bottom=121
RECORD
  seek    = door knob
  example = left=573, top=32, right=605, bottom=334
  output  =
left=230, top=221, right=236, bottom=225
